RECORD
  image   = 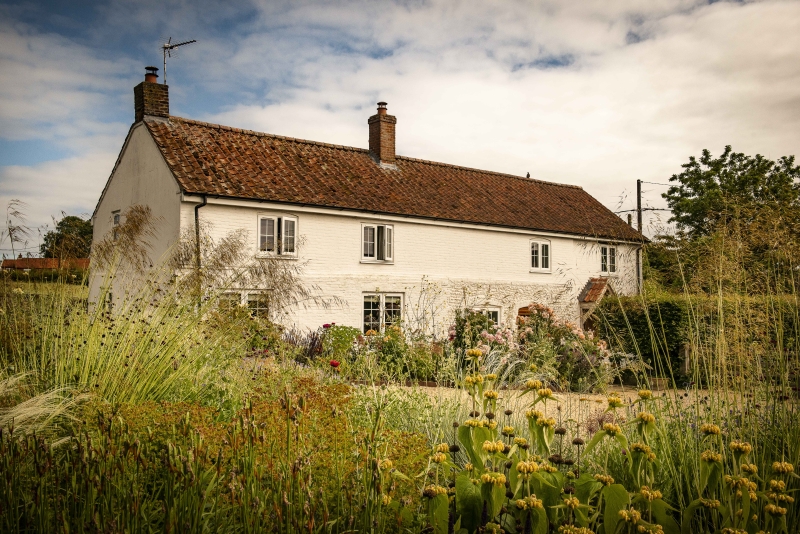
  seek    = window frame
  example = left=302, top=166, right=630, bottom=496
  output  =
left=529, top=239, right=552, bottom=273
left=474, top=306, right=502, bottom=327
left=363, top=292, right=403, bottom=333
left=246, top=292, right=270, bottom=318
left=361, top=223, right=394, bottom=263
left=257, top=214, right=298, bottom=257
left=112, top=210, right=121, bottom=241
left=600, top=245, right=618, bottom=275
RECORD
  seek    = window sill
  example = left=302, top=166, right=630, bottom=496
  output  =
left=600, top=272, right=618, bottom=277
left=529, top=269, right=552, bottom=274
left=360, top=259, right=394, bottom=265
left=255, top=253, right=297, bottom=260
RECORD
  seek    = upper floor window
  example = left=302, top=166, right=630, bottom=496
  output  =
left=530, top=240, right=550, bottom=272
left=259, top=215, right=297, bottom=256
left=112, top=211, right=120, bottom=241
left=601, top=245, right=617, bottom=274
left=362, top=223, right=393, bottom=263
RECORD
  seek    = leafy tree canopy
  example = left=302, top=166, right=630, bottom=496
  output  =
left=40, top=216, right=92, bottom=258
left=663, top=146, right=800, bottom=237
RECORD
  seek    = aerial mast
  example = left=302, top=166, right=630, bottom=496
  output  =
left=161, top=37, right=197, bottom=85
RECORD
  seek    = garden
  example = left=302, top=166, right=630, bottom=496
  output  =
left=0, top=149, right=799, bottom=533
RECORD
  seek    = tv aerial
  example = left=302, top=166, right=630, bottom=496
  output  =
left=161, top=37, right=196, bottom=85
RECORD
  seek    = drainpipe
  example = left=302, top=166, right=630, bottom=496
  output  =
left=194, top=195, right=207, bottom=303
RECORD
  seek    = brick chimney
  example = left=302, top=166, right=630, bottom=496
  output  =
left=134, top=66, right=169, bottom=122
left=368, top=102, right=396, bottom=166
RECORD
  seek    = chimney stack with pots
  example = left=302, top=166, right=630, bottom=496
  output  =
left=134, top=66, right=169, bottom=123
left=368, top=102, right=396, bottom=167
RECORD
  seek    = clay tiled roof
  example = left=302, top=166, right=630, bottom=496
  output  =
left=579, top=277, right=612, bottom=303
left=2, top=258, right=89, bottom=270
left=145, top=117, right=643, bottom=241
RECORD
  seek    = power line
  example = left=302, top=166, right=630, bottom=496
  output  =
left=640, top=180, right=672, bottom=186
left=615, top=208, right=671, bottom=214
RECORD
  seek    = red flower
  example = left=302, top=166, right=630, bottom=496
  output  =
left=329, top=360, right=340, bottom=368
left=323, top=323, right=331, bottom=329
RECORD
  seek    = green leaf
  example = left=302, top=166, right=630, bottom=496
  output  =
left=614, top=433, right=629, bottom=451
left=602, top=484, right=629, bottom=534
left=456, top=475, right=482, bottom=534
left=532, top=506, right=548, bottom=534
left=651, top=499, right=680, bottom=534
left=458, top=425, right=482, bottom=471
left=575, top=474, right=601, bottom=505
left=490, top=484, right=506, bottom=519
left=429, top=493, right=449, bottom=534
left=583, top=430, right=606, bottom=456
left=680, top=499, right=702, bottom=534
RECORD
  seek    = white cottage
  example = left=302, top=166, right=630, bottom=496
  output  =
left=92, top=68, right=645, bottom=335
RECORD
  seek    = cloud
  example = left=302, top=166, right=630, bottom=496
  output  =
left=1, top=0, right=799, bottom=243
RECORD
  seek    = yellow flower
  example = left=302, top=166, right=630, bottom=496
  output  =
left=637, top=412, right=655, bottom=424
left=513, top=437, right=528, bottom=447
left=480, top=472, right=507, bottom=486
left=594, top=474, right=614, bottom=486
left=366, top=329, right=378, bottom=336
left=701, top=450, right=722, bottom=463
left=607, top=395, right=624, bottom=409
left=537, top=388, right=554, bottom=399
left=487, top=420, right=498, bottom=430
left=435, top=443, right=449, bottom=453
left=537, top=417, right=557, bottom=429
left=638, top=389, right=653, bottom=400
left=730, top=441, right=753, bottom=455
left=772, top=461, right=794, bottom=474
left=502, top=426, right=515, bottom=436
left=484, top=390, right=498, bottom=400
left=516, top=460, right=540, bottom=474
left=700, top=423, right=721, bottom=436
left=379, top=459, right=394, bottom=471
left=525, top=379, right=543, bottom=390
left=382, top=494, right=392, bottom=505
left=485, top=373, right=498, bottom=381
left=640, top=486, right=663, bottom=502
left=466, top=348, right=483, bottom=359
left=741, top=463, right=758, bottom=475
left=563, top=496, right=579, bottom=509
left=464, top=463, right=474, bottom=471
left=422, top=484, right=448, bottom=498
left=603, top=423, right=622, bottom=436
left=525, top=409, right=544, bottom=421
left=431, top=452, right=447, bottom=464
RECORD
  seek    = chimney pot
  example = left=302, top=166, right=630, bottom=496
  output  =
left=368, top=102, right=396, bottom=166
left=144, top=66, right=159, bottom=83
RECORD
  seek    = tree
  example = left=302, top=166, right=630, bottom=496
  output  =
left=40, top=216, right=93, bottom=258
left=663, top=146, right=800, bottom=238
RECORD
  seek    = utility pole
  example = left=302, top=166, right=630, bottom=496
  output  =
left=636, top=179, right=642, bottom=232
left=635, top=179, right=643, bottom=294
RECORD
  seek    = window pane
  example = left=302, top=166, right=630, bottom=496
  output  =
left=601, top=246, right=608, bottom=272
left=541, top=244, right=549, bottom=269
left=487, top=310, right=499, bottom=325
left=531, top=242, right=539, bottom=269
left=609, top=247, right=616, bottom=272
left=284, top=219, right=296, bottom=253
left=384, top=295, right=402, bottom=328
left=385, top=227, right=393, bottom=260
left=363, top=295, right=381, bottom=333
left=377, top=225, right=385, bottom=261
left=260, top=218, right=275, bottom=252
left=247, top=293, right=269, bottom=318
left=363, top=226, right=375, bottom=258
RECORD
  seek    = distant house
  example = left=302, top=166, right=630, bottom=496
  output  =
left=2, top=257, right=90, bottom=271
left=91, top=67, right=645, bottom=334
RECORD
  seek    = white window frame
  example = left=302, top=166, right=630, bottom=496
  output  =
left=112, top=210, right=121, bottom=241
left=361, top=223, right=393, bottom=263
left=257, top=214, right=297, bottom=257
left=474, top=306, right=502, bottom=326
left=363, top=292, right=403, bottom=333
left=600, top=245, right=617, bottom=275
left=246, top=292, right=270, bottom=318
left=529, top=239, right=551, bottom=273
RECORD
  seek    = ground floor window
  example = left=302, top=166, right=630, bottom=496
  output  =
left=247, top=293, right=270, bottom=318
left=474, top=307, right=501, bottom=326
left=363, top=293, right=402, bottom=333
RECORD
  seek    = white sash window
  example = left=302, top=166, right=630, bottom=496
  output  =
left=258, top=215, right=297, bottom=256
left=362, top=223, right=393, bottom=263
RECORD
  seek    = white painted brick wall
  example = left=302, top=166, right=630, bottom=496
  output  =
left=181, top=199, right=640, bottom=334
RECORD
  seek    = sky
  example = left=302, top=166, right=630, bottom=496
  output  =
left=1, top=0, right=799, bottom=256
